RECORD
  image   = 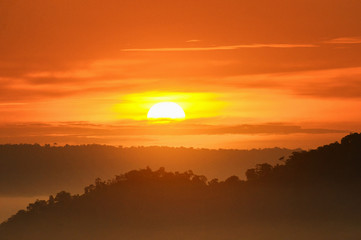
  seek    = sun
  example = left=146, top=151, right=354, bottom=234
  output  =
left=147, top=102, right=186, bottom=120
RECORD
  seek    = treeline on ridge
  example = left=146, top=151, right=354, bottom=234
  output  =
left=0, top=144, right=296, bottom=196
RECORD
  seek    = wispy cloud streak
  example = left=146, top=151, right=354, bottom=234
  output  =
left=122, top=44, right=317, bottom=52
left=0, top=122, right=347, bottom=139
left=325, top=37, right=361, bottom=44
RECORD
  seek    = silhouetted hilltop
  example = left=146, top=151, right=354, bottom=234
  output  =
left=245, top=132, right=361, bottom=184
left=0, top=144, right=296, bottom=196
left=1, top=133, right=361, bottom=240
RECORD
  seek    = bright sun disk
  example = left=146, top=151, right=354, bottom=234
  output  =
left=147, top=102, right=186, bottom=120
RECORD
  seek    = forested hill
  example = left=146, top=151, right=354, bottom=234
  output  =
left=1, top=133, right=361, bottom=240
left=0, top=144, right=296, bottom=196
left=245, top=132, right=361, bottom=184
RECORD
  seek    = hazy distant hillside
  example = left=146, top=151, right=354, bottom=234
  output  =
left=0, top=145, right=296, bottom=196
left=1, top=133, right=361, bottom=240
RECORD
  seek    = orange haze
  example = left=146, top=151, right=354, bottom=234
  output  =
left=1, top=0, right=361, bottom=149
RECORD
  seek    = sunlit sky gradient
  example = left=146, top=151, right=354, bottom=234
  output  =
left=1, top=0, right=361, bottom=149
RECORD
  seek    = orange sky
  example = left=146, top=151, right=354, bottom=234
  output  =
left=1, top=0, right=361, bottom=149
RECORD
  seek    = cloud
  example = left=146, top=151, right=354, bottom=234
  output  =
left=1, top=0, right=360, bottom=71
left=186, top=40, right=202, bottom=43
left=122, top=43, right=317, bottom=52
left=324, top=37, right=361, bottom=44
left=192, top=124, right=347, bottom=135
left=0, top=103, right=27, bottom=106
left=0, top=122, right=347, bottom=145
left=2, top=65, right=361, bottom=109
left=219, top=67, right=361, bottom=99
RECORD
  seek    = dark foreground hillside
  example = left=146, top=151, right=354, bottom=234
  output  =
left=1, top=133, right=361, bottom=240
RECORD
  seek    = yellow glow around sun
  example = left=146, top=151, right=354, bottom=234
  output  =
left=147, top=102, right=185, bottom=119
left=112, top=91, right=226, bottom=121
